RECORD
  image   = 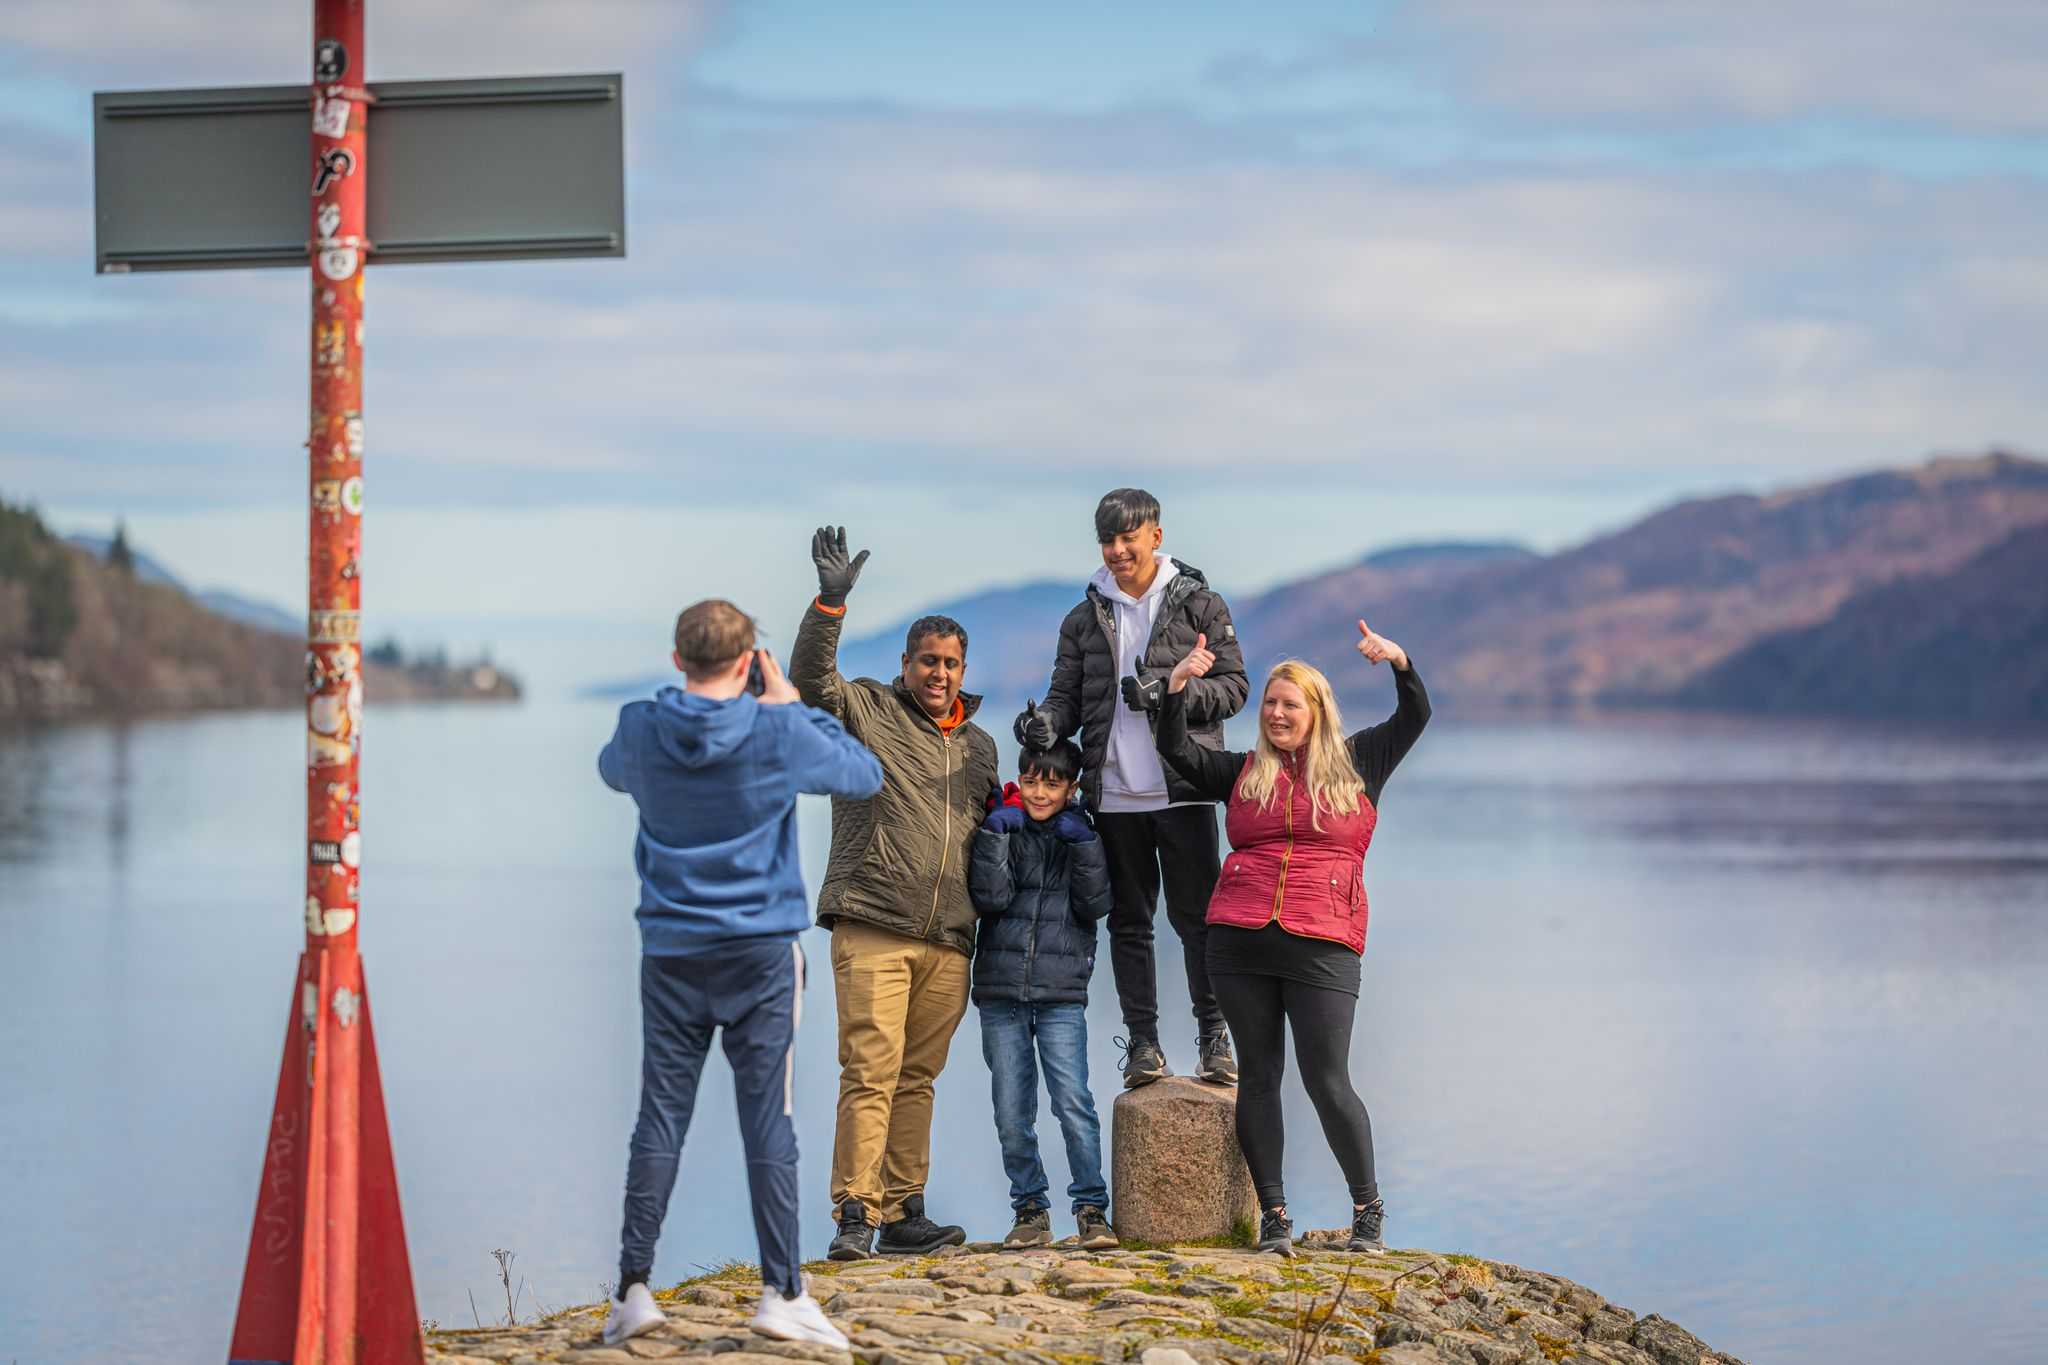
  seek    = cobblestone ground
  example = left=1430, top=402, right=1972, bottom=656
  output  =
left=425, top=1233, right=1747, bottom=1365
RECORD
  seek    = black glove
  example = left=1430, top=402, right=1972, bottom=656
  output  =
left=1121, top=672, right=1163, bottom=714
left=1015, top=698, right=1057, bottom=750
left=811, top=526, right=870, bottom=607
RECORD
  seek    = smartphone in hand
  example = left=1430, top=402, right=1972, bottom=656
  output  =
left=746, top=652, right=768, bottom=696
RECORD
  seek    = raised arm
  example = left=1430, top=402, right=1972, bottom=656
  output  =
left=1178, top=593, right=1250, bottom=726
left=1064, top=824, right=1114, bottom=925
left=968, top=821, right=1020, bottom=915
left=597, top=704, right=639, bottom=793
left=789, top=526, right=871, bottom=722
left=1154, top=634, right=1249, bottom=801
left=1018, top=605, right=1086, bottom=748
left=1345, top=619, right=1430, bottom=806
left=768, top=663, right=885, bottom=799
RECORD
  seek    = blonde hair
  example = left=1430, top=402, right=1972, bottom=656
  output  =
left=672, top=599, right=757, bottom=678
left=1237, top=660, right=1364, bottom=831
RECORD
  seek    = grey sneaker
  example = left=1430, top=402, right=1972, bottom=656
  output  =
left=1347, top=1198, right=1386, bottom=1253
left=1074, top=1206, right=1119, bottom=1250
left=1116, top=1035, right=1170, bottom=1089
left=1257, top=1206, right=1294, bottom=1258
left=1003, top=1208, right=1052, bottom=1249
left=1196, top=1032, right=1238, bottom=1085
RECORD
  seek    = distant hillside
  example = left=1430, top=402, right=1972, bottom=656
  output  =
left=1670, top=523, right=2048, bottom=723
left=1235, top=541, right=1537, bottom=672
left=583, top=580, right=1081, bottom=703
left=66, top=532, right=302, bottom=633
left=3, top=502, right=519, bottom=721
left=1246, top=450, right=2048, bottom=718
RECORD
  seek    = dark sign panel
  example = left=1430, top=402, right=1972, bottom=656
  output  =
left=93, top=74, right=625, bottom=272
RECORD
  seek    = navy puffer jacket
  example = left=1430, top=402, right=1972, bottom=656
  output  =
left=967, top=816, right=1113, bottom=1005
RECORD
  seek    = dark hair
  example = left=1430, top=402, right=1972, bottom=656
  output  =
left=904, top=614, right=968, bottom=656
left=1095, top=487, right=1162, bottom=544
left=1018, top=738, right=1082, bottom=786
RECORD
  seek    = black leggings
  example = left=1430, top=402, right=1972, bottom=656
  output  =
left=1210, top=972, right=1377, bottom=1211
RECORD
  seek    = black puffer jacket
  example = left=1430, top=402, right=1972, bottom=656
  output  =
left=968, top=818, right=1113, bottom=1005
left=1022, top=560, right=1249, bottom=809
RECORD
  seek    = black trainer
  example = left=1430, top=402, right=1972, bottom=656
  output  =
left=1116, top=1035, right=1170, bottom=1089
left=1347, top=1198, right=1386, bottom=1253
left=877, top=1194, right=966, bottom=1255
left=1002, top=1208, right=1052, bottom=1249
left=1074, top=1206, right=1119, bottom=1251
left=827, top=1198, right=874, bottom=1261
left=1196, top=1032, right=1238, bottom=1086
left=1257, top=1206, right=1294, bottom=1258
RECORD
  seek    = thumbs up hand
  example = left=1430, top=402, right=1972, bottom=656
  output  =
left=1015, top=698, right=1058, bottom=750
left=1355, top=618, right=1408, bottom=671
left=1167, top=631, right=1217, bottom=695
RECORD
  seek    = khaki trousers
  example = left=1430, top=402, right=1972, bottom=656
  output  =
left=827, top=919, right=971, bottom=1224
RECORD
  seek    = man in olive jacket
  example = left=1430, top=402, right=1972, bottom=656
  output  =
left=792, top=527, right=1001, bottom=1261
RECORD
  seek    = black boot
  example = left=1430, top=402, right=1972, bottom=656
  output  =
left=877, top=1194, right=966, bottom=1255
left=827, top=1198, right=875, bottom=1261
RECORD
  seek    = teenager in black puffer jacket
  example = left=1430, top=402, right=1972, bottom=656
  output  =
left=966, top=740, right=1117, bottom=1252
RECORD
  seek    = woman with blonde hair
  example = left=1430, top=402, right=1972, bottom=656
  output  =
left=1154, top=620, right=1429, bottom=1257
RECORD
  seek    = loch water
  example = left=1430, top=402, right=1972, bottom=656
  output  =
left=2, top=696, right=2043, bottom=1363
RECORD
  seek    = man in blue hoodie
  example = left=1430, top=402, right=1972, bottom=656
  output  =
left=596, top=599, right=883, bottom=1351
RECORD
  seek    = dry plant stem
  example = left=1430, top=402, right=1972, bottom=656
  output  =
left=467, top=1288, right=482, bottom=1329
left=492, top=1248, right=517, bottom=1325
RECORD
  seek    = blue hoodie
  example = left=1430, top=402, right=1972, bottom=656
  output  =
left=599, top=687, right=883, bottom=956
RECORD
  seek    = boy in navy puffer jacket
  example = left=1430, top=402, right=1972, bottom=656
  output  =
left=967, top=739, right=1117, bottom=1250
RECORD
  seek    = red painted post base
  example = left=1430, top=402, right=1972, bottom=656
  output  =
left=228, top=952, right=423, bottom=1365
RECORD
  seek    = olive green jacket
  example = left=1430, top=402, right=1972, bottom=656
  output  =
left=790, top=600, right=1000, bottom=957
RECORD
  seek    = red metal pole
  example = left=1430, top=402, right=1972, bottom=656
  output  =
left=229, top=1, right=421, bottom=1358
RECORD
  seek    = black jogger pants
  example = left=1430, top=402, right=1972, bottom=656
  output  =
left=1210, top=970, right=1377, bottom=1211
left=1095, top=805, right=1226, bottom=1044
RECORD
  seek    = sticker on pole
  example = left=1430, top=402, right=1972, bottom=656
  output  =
left=314, top=39, right=349, bottom=84
left=313, top=96, right=350, bottom=139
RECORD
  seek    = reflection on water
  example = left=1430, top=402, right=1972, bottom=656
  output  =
left=1, top=701, right=2044, bottom=1364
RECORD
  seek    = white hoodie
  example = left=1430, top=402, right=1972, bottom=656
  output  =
left=1093, top=553, right=1183, bottom=813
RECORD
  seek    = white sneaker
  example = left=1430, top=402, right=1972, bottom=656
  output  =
left=750, top=1284, right=850, bottom=1349
left=602, top=1281, right=665, bottom=1346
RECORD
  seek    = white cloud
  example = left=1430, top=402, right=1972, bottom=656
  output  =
left=1410, top=0, right=2048, bottom=130
left=0, top=0, right=721, bottom=85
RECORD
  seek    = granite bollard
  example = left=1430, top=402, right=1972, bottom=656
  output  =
left=1110, top=1075, right=1259, bottom=1244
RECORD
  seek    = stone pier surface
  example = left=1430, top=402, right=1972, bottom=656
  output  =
left=424, top=1239, right=1749, bottom=1364
left=1110, top=1076, right=1259, bottom=1244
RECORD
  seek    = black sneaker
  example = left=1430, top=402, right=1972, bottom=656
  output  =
left=1116, top=1035, right=1170, bottom=1089
left=1002, top=1208, right=1052, bottom=1249
left=1347, top=1198, right=1386, bottom=1253
left=827, top=1198, right=874, bottom=1261
left=1074, top=1206, right=1119, bottom=1251
left=1196, top=1032, right=1238, bottom=1086
left=1257, top=1206, right=1294, bottom=1258
left=877, top=1194, right=967, bottom=1255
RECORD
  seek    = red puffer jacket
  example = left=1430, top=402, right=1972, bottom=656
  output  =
left=1151, top=661, right=1430, bottom=960
left=1207, top=752, right=1377, bottom=953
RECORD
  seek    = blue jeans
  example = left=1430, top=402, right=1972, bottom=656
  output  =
left=978, top=1002, right=1108, bottom=1213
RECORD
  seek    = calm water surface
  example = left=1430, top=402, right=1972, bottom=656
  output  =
left=2, top=698, right=2044, bottom=1364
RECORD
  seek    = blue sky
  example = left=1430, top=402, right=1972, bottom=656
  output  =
left=2, top=1, right=2044, bottom=682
